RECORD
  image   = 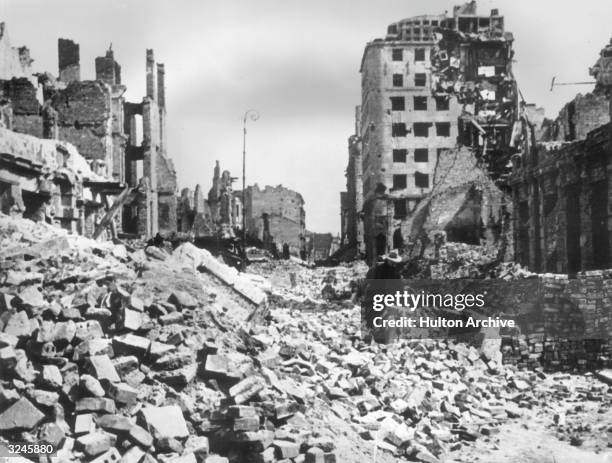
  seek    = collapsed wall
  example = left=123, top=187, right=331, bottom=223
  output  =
left=0, top=126, right=111, bottom=235
left=402, top=146, right=511, bottom=260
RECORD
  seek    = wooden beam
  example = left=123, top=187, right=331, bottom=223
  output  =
left=93, top=186, right=135, bottom=240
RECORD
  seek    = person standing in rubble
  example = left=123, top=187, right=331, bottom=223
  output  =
left=363, top=250, right=404, bottom=343
left=366, top=249, right=403, bottom=280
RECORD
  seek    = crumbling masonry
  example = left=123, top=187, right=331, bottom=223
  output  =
left=177, top=161, right=242, bottom=238
left=242, top=184, right=306, bottom=257
left=0, top=23, right=177, bottom=238
left=509, top=39, right=612, bottom=273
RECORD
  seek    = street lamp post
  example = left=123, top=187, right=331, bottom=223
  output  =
left=242, top=109, right=260, bottom=263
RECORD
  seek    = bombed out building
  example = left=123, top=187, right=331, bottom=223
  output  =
left=177, top=161, right=242, bottom=239
left=0, top=22, right=177, bottom=239
left=509, top=40, right=612, bottom=273
left=342, top=2, right=516, bottom=263
left=242, top=184, right=306, bottom=257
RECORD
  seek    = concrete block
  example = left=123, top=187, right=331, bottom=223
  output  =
left=74, top=413, right=96, bottom=435
left=77, top=432, right=112, bottom=457
left=81, top=374, right=106, bottom=397
left=108, top=382, right=139, bottom=405
left=94, top=414, right=132, bottom=433
left=119, top=446, right=145, bottom=463
left=41, top=364, right=63, bottom=389
left=75, top=397, right=116, bottom=414
left=128, top=424, right=153, bottom=448
left=0, top=397, right=45, bottom=431
left=3, top=311, right=31, bottom=338
left=305, top=447, right=324, bottom=463
left=272, top=440, right=300, bottom=459
left=138, top=405, right=189, bottom=440
left=113, top=334, right=151, bottom=356
left=88, top=355, right=121, bottom=382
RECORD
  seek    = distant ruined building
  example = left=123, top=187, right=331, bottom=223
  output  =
left=242, top=184, right=306, bottom=257
left=341, top=2, right=515, bottom=263
left=177, top=161, right=242, bottom=239
left=0, top=22, right=177, bottom=239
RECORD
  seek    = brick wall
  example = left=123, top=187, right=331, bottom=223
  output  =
left=408, top=271, right=612, bottom=370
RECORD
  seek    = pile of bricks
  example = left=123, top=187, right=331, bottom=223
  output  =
left=0, top=213, right=611, bottom=463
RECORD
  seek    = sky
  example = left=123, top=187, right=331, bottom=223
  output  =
left=1, top=0, right=611, bottom=233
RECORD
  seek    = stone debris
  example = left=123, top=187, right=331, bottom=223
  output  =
left=0, top=212, right=610, bottom=462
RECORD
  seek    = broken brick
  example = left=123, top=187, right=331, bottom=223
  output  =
left=0, top=397, right=45, bottom=431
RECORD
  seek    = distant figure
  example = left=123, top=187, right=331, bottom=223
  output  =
left=364, top=249, right=404, bottom=344
left=148, top=233, right=164, bottom=248
left=282, top=243, right=290, bottom=260
left=366, top=249, right=403, bottom=280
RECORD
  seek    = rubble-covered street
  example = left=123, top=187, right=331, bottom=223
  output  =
left=1, top=213, right=611, bottom=463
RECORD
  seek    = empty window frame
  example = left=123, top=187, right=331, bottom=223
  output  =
left=435, top=122, right=451, bottom=137
left=414, top=48, right=426, bottom=62
left=392, top=48, right=403, bottom=61
left=415, top=172, right=429, bottom=188
left=392, top=74, right=403, bottom=87
left=392, top=174, right=407, bottom=190
left=392, top=123, right=407, bottom=137
left=413, top=96, right=427, bottom=111
left=390, top=96, right=405, bottom=111
left=393, top=149, right=407, bottom=162
left=414, top=73, right=427, bottom=86
left=413, top=123, right=430, bottom=137
left=414, top=148, right=428, bottom=162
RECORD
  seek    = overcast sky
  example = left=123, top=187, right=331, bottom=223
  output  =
left=1, top=0, right=610, bottom=233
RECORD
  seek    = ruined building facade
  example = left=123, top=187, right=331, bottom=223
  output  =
left=342, top=2, right=516, bottom=262
left=177, top=161, right=242, bottom=238
left=509, top=40, right=612, bottom=273
left=242, top=184, right=306, bottom=256
left=0, top=23, right=177, bottom=238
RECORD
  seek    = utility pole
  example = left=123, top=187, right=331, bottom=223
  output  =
left=242, top=109, right=260, bottom=266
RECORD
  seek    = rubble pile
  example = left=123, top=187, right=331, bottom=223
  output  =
left=249, top=260, right=368, bottom=308
left=1, top=213, right=611, bottom=463
left=404, top=241, right=531, bottom=280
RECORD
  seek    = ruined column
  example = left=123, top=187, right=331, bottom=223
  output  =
left=156, top=63, right=165, bottom=109
left=157, top=63, right=167, bottom=155
left=58, top=38, right=80, bottom=83
left=146, top=49, right=156, bottom=101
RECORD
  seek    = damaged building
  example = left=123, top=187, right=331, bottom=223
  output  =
left=341, top=2, right=515, bottom=263
left=0, top=23, right=177, bottom=239
left=242, top=184, right=306, bottom=257
left=177, top=161, right=242, bottom=238
left=177, top=164, right=305, bottom=258
left=510, top=40, right=612, bottom=273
